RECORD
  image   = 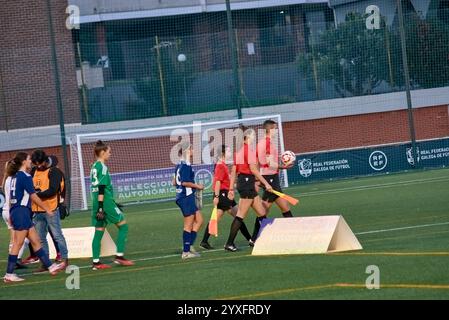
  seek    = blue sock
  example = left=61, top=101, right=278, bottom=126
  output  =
left=191, top=231, right=197, bottom=246
left=35, top=248, right=52, bottom=268
left=6, top=255, right=18, bottom=274
left=183, top=231, right=191, bottom=253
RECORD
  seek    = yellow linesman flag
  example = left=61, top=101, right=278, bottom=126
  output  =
left=208, top=207, right=218, bottom=237
left=271, top=190, right=299, bottom=206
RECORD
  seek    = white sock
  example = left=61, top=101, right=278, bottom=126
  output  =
left=116, top=253, right=124, bottom=257
left=18, top=239, right=29, bottom=259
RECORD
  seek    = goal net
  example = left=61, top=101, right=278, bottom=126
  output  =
left=69, top=114, right=287, bottom=211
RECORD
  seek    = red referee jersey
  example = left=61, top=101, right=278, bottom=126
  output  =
left=234, top=143, right=257, bottom=175
left=257, top=136, right=279, bottom=175
left=213, top=161, right=231, bottom=190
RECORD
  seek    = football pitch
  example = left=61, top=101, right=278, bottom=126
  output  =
left=1, top=168, right=449, bottom=300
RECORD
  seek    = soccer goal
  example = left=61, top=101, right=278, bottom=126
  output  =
left=69, top=114, right=288, bottom=211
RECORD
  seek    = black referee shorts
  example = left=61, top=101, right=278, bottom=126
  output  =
left=237, top=174, right=258, bottom=199
left=262, top=174, right=282, bottom=203
left=217, top=190, right=237, bottom=211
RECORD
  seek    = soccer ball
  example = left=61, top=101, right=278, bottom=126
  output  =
left=281, top=151, right=296, bottom=165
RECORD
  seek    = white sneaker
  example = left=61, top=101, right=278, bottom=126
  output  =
left=181, top=252, right=200, bottom=260
left=189, top=246, right=201, bottom=257
left=190, top=251, right=201, bottom=257
left=48, top=263, right=65, bottom=275
left=3, top=273, right=25, bottom=283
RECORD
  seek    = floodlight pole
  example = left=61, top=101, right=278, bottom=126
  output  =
left=226, top=0, right=243, bottom=119
left=46, top=0, right=71, bottom=205
left=397, top=0, right=418, bottom=166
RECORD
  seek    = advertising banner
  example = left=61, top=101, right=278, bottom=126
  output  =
left=85, top=164, right=214, bottom=204
left=289, top=138, right=449, bottom=185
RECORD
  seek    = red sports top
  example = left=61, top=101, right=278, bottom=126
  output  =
left=257, top=136, right=279, bottom=175
left=234, top=143, right=257, bottom=175
left=213, top=161, right=231, bottom=190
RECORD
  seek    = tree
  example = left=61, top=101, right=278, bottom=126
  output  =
left=297, top=13, right=395, bottom=97
left=405, top=16, right=449, bottom=89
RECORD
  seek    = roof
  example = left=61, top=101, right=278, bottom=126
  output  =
left=328, top=0, right=360, bottom=7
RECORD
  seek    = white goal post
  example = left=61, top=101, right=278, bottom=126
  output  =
left=69, top=114, right=288, bottom=211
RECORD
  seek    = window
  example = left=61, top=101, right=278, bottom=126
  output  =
left=258, top=8, right=293, bottom=48
left=306, top=10, right=327, bottom=44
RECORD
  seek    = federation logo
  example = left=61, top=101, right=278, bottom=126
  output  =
left=195, top=169, right=213, bottom=190
left=369, top=151, right=388, bottom=171
left=298, top=159, right=313, bottom=178
left=406, top=147, right=420, bottom=166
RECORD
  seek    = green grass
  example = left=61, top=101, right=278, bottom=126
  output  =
left=1, top=168, right=449, bottom=300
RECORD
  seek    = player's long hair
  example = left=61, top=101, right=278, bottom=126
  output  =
left=236, top=125, right=255, bottom=151
left=178, top=142, right=191, bottom=160
left=4, top=152, right=29, bottom=182
left=213, top=145, right=228, bottom=173
left=1, top=161, right=14, bottom=189
left=244, top=128, right=255, bottom=141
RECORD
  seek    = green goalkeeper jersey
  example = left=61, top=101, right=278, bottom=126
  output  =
left=90, top=160, right=114, bottom=202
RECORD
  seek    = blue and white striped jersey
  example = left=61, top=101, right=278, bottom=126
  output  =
left=9, top=170, right=36, bottom=210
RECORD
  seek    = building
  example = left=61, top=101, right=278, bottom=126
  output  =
left=329, top=0, right=449, bottom=26
left=1, top=1, right=448, bottom=203
left=71, top=0, right=334, bottom=123
left=0, top=0, right=80, bottom=131
left=0, top=1, right=336, bottom=131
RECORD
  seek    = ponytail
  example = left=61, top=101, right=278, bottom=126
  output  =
left=9, top=152, right=28, bottom=177
left=213, top=145, right=228, bottom=173
left=1, top=161, right=14, bottom=189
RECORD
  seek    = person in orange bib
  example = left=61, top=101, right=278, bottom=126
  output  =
left=31, top=150, right=68, bottom=271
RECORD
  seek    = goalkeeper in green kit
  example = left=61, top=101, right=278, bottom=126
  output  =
left=90, top=140, right=134, bottom=270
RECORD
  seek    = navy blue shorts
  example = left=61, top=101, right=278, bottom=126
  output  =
left=10, top=207, right=34, bottom=231
left=176, top=195, right=198, bottom=217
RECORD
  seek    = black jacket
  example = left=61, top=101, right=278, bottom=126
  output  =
left=32, top=155, right=65, bottom=200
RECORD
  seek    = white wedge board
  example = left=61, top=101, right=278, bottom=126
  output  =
left=47, top=227, right=117, bottom=259
left=252, top=216, right=362, bottom=256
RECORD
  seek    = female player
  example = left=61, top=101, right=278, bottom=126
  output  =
left=174, top=142, right=204, bottom=259
left=200, top=145, right=252, bottom=249
left=224, top=127, right=273, bottom=252
left=90, top=140, right=134, bottom=270
left=3, top=152, right=64, bottom=282
left=2, top=161, right=28, bottom=270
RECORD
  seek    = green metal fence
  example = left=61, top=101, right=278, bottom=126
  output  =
left=71, top=4, right=449, bottom=124
left=1, top=0, right=449, bottom=208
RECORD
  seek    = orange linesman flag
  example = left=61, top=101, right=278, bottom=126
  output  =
left=271, top=190, right=299, bottom=206
left=208, top=207, right=218, bottom=237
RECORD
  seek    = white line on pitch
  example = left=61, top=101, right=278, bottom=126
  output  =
left=295, top=176, right=449, bottom=198
left=16, top=248, right=238, bottom=278
left=132, top=248, right=225, bottom=263
left=130, top=177, right=449, bottom=215
left=355, top=221, right=449, bottom=235
left=13, top=219, right=449, bottom=278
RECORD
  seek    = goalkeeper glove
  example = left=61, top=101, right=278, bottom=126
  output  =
left=96, top=200, right=105, bottom=221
